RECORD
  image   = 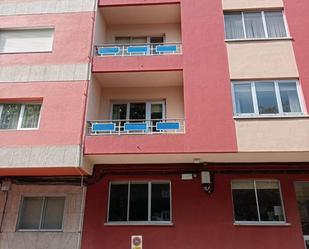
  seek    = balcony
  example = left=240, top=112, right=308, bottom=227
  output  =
left=93, top=3, right=182, bottom=72
left=85, top=70, right=185, bottom=155
left=95, top=42, right=182, bottom=57
left=88, top=118, right=185, bottom=135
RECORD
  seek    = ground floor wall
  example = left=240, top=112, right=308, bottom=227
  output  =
left=82, top=169, right=308, bottom=249
left=0, top=184, right=85, bottom=249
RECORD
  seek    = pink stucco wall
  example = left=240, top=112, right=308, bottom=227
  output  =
left=0, top=81, right=87, bottom=146
left=283, top=0, right=309, bottom=112
left=0, top=12, right=94, bottom=65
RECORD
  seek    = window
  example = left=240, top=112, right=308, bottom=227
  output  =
left=17, top=196, right=65, bottom=230
left=232, top=180, right=285, bottom=223
left=108, top=182, right=171, bottom=223
left=0, top=28, right=54, bottom=53
left=115, top=36, right=164, bottom=44
left=224, top=11, right=288, bottom=39
left=111, top=101, right=165, bottom=131
left=232, top=81, right=303, bottom=116
left=0, top=103, right=41, bottom=130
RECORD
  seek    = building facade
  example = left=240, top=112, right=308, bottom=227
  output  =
left=0, top=0, right=309, bottom=249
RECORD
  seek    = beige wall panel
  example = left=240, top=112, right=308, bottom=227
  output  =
left=99, top=86, right=184, bottom=120
left=222, top=0, right=283, bottom=10
left=0, top=184, right=84, bottom=249
left=226, top=40, right=299, bottom=79
left=236, top=118, right=309, bottom=152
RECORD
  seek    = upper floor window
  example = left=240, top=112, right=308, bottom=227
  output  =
left=232, top=80, right=304, bottom=117
left=0, top=103, right=41, bottom=130
left=115, top=36, right=164, bottom=44
left=108, top=182, right=171, bottom=223
left=232, top=180, right=286, bottom=223
left=0, top=28, right=54, bottom=53
left=224, top=11, right=288, bottom=40
left=17, top=196, right=65, bottom=230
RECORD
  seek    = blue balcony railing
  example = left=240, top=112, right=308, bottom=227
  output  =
left=95, top=42, right=182, bottom=57
left=88, top=119, right=185, bottom=135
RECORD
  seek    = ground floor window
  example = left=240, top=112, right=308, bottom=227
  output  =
left=108, top=181, right=171, bottom=223
left=17, top=196, right=65, bottom=230
left=295, top=182, right=309, bottom=248
left=231, top=180, right=285, bottom=223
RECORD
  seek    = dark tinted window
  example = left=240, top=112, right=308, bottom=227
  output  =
left=108, top=184, right=128, bottom=221
left=151, top=183, right=170, bottom=221
left=129, top=184, right=148, bottom=221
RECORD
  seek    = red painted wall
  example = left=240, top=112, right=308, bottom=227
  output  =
left=0, top=12, right=94, bottom=66
left=0, top=81, right=87, bottom=146
left=82, top=172, right=306, bottom=249
left=86, top=0, right=237, bottom=155
left=283, top=0, right=309, bottom=111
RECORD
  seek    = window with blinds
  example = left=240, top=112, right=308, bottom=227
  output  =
left=0, top=28, right=54, bottom=53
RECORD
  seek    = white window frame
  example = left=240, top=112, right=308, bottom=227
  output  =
left=0, top=103, right=42, bottom=130
left=231, top=80, right=305, bottom=117
left=231, top=179, right=287, bottom=224
left=106, top=181, right=172, bottom=225
left=225, top=10, right=290, bottom=40
left=16, top=196, right=66, bottom=232
left=110, top=101, right=166, bottom=121
left=0, top=27, right=55, bottom=54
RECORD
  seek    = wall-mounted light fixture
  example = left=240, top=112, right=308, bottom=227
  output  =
left=201, top=171, right=214, bottom=194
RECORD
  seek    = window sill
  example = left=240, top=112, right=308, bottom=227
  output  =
left=225, top=37, right=293, bottom=43
left=233, top=114, right=309, bottom=120
left=0, top=128, right=39, bottom=132
left=16, top=229, right=63, bottom=232
left=0, top=51, right=53, bottom=55
left=104, top=221, right=174, bottom=226
left=234, top=222, right=291, bottom=227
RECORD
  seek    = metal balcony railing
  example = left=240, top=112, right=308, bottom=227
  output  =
left=95, top=42, right=182, bottom=57
left=88, top=118, right=185, bottom=135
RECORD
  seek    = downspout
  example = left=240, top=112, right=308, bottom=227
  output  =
left=77, top=0, right=98, bottom=248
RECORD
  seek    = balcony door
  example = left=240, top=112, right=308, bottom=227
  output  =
left=295, top=182, right=309, bottom=248
left=111, top=101, right=165, bottom=131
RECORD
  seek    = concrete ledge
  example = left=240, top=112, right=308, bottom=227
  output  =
left=0, top=64, right=90, bottom=83
left=0, top=0, right=96, bottom=16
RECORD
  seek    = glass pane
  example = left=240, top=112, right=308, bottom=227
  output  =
left=129, top=103, right=146, bottom=120
left=21, top=104, right=41, bottom=128
left=112, top=104, right=127, bottom=120
left=129, top=183, right=148, bottom=221
left=18, top=197, right=43, bottom=229
left=115, top=37, right=131, bottom=44
left=244, top=12, right=266, bottom=38
left=131, top=37, right=147, bottom=44
left=151, top=183, right=170, bottom=221
left=295, top=182, right=309, bottom=235
left=108, top=184, right=128, bottom=222
left=233, top=84, right=254, bottom=114
left=256, top=181, right=284, bottom=221
left=224, top=13, right=245, bottom=39
left=151, top=104, right=163, bottom=119
left=41, top=197, right=65, bottom=229
left=0, top=104, right=21, bottom=129
left=279, top=82, right=301, bottom=113
left=232, top=181, right=259, bottom=221
left=265, top=11, right=287, bottom=38
left=255, top=82, right=279, bottom=114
